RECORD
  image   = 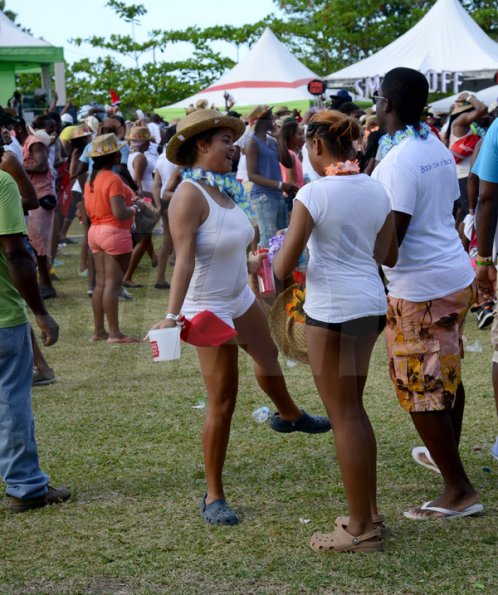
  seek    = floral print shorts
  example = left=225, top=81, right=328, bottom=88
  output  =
left=385, top=282, right=476, bottom=413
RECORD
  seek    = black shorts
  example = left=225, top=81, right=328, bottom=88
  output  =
left=305, top=314, right=386, bottom=335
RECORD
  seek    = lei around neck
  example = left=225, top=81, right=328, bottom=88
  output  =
left=378, top=122, right=431, bottom=159
left=181, top=167, right=254, bottom=220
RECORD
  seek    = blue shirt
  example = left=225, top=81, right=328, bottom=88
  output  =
left=249, top=135, right=283, bottom=200
left=472, top=118, right=498, bottom=183
left=80, top=142, right=130, bottom=175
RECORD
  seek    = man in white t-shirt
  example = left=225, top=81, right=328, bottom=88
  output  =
left=372, top=68, right=482, bottom=520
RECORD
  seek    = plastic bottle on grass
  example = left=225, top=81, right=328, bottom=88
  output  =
left=252, top=406, right=270, bottom=423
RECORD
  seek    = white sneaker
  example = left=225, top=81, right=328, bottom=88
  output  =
left=119, top=287, right=135, bottom=301
left=491, top=437, right=498, bottom=462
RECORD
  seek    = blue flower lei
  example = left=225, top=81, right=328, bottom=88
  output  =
left=181, top=167, right=255, bottom=219
left=378, top=122, right=431, bottom=159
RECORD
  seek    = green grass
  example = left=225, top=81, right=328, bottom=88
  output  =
left=1, top=233, right=497, bottom=594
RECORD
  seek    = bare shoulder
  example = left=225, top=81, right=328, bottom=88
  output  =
left=169, top=180, right=208, bottom=226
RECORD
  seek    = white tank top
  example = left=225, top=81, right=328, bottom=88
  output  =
left=127, top=150, right=156, bottom=193
left=183, top=180, right=255, bottom=303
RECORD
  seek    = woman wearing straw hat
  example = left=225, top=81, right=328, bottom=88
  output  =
left=84, top=133, right=145, bottom=343
left=273, top=110, right=397, bottom=553
left=122, top=125, right=160, bottom=288
left=151, top=109, right=330, bottom=526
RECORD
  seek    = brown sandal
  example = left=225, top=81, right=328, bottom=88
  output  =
left=310, top=521, right=384, bottom=553
left=334, top=513, right=388, bottom=536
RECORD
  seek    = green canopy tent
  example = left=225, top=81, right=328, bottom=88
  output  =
left=0, top=10, right=65, bottom=107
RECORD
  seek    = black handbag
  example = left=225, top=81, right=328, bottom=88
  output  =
left=134, top=206, right=159, bottom=234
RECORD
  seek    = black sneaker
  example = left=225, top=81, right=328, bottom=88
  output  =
left=7, top=485, right=70, bottom=513
left=270, top=410, right=331, bottom=434
left=478, top=302, right=494, bottom=330
left=40, top=286, right=57, bottom=300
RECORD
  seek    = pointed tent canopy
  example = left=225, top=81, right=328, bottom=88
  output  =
left=326, top=0, right=498, bottom=80
left=158, top=28, right=318, bottom=115
left=0, top=11, right=65, bottom=105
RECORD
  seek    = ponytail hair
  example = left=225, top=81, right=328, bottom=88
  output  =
left=89, top=152, right=117, bottom=190
left=306, top=110, right=360, bottom=161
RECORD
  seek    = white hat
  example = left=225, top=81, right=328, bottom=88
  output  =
left=61, top=113, right=74, bottom=125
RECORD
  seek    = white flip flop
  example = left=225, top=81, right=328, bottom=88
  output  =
left=404, top=501, right=484, bottom=520
left=411, top=446, right=441, bottom=474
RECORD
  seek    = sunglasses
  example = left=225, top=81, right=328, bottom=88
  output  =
left=372, top=90, right=389, bottom=104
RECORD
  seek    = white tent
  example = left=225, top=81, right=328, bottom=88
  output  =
left=430, top=84, right=498, bottom=113
left=326, top=0, right=498, bottom=80
left=161, top=28, right=318, bottom=110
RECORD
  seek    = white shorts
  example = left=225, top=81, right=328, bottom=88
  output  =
left=182, top=284, right=256, bottom=329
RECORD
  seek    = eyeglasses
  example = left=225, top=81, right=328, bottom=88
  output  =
left=372, top=90, right=389, bottom=104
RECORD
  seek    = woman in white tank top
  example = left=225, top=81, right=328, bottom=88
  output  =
left=150, top=110, right=330, bottom=526
left=122, top=126, right=159, bottom=287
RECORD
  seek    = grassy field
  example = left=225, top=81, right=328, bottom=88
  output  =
left=1, top=235, right=497, bottom=594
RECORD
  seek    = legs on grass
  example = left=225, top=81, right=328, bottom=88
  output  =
left=234, top=301, right=302, bottom=421
left=197, top=343, right=238, bottom=505
left=306, top=325, right=380, bottom=536
left=155, top=211, right=172, bottom=286
left=410, top=406, right=479, bottom=514
left=123, top=233, right=153, bottom=285
left=91, top=251, right=132, bottom=341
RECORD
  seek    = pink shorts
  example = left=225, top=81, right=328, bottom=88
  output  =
left=88, top=224, right=132, bottom=255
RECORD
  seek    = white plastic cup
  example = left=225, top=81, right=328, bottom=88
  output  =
left=148, top=327, right=181, bottom=361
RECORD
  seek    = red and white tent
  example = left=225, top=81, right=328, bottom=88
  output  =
left=161, top=28, right=318, bottom=110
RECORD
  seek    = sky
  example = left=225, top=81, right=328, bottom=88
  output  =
left=14, top=0, right=280, bottom=65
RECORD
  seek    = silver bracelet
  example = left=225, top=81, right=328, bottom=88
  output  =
left=165, top=313, right=180, bottom=321
left=277, top=181, right=283, bottom=190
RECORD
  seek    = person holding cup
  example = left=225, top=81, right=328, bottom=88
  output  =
left=84, top=133, right=145, bottom=344
left=150, top=109, right=330, bottom=526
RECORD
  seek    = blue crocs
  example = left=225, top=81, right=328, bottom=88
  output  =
left=270, top=409, right=331, bottom=434
left=199, top=494, right=240, bottom=525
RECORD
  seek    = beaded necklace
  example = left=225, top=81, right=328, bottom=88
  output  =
left=181, top=167, right=254, bottom=219
left=378, top=122, right=431, bottom=159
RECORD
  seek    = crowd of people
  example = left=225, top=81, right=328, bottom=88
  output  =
left=1, top=66, right=498, bottom=554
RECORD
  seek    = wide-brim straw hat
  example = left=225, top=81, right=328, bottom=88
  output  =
left=70, top=124, right=93, bottom=140
left=166, top=109, right=245, bottom=166
left=246, top=104, right=272, bottom=124
left=87, top=133, right=126, bottom=158
left=268, top=284, right=308, bottom=365
left=451, top=101, right=474, bottom=116
left=125, top=125, right=154, bottom=142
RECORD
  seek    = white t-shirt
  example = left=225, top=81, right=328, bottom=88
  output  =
left=4, top=136, right=23, bottom=162
left=301, top=144, right=320, bottom=182
left=154, top=152, right=177, bottom=196
left=235, top=124, right=251, bottom=183
left=372, top=134, right=474, bottom=301
left=147, top=122, right=162, bottom=144
left=296, top=174, right=391, bottom=323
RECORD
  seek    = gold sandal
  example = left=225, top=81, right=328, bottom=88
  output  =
left=310, top=521, right=384, bottom=553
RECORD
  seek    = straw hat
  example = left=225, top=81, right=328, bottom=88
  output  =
left=125, top=125, right=154, bottom=142
left=246, top=104, right=272, bottom=124
left=166, top=109, right=245, bottom=166
left=451, top=100, right=474, bottom=116
left=70, top=124, right=93, bottom=140
left=87, top=133, right=126, bottom=158
left=268, top=284, right=308, bottom=365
